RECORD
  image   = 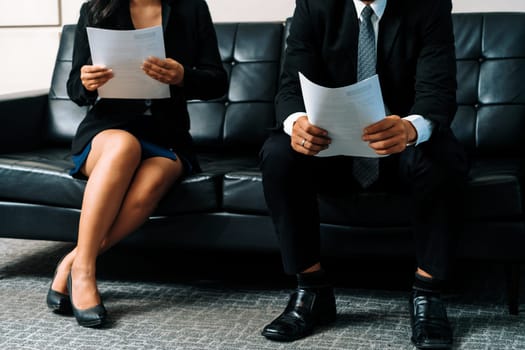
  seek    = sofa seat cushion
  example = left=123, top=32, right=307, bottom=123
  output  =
left=464, top=158, right=524, bottom=220
left=0, top=149, right=222, bottom=214
left=197, top=152, right=260, bottom=174
left=223, top=171, right=267, bottom=214
left=155, top=172, right=221, bottom=215
left=198, top=152, right=262, bottom=214
left=222, top=158, right=524, bottom=224
left=221, top=171, right=411, bottom=225
left=0, top=149, right=85, bottom=208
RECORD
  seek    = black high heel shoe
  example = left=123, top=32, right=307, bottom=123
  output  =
left=46, top=256, right=72, bottom=315
left=67, top=273, right=107, bottom=328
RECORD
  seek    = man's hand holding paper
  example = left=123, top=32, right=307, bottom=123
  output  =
left=290, top=115, right=331, bottom=155
left=362, top=115, right=418, bottom=155
left=298, top=73, right=404, bottom=158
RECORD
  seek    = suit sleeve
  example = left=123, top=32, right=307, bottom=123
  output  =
left=410, top=0, right=457, bottom=129
left=182, top=0, right=228, bottom=101
left=66, top=3, right=98, bottom=106
left=275, top=0, right=320, bottom=127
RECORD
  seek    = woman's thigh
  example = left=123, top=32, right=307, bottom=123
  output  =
left=81, top=129, right=142, bottom=177
left=127, top=155, right=184, bottom=204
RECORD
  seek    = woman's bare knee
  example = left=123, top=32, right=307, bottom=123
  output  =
left=84, top=130, right=142, bottom=176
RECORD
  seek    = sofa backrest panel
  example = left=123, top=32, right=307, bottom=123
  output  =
left=188, top=22, right=283, bottom=152
left=452, top=13, right=525, bottom=157
left=45, top=14, right=525, bottom=157
left=47, top=24, right=88, bottom=146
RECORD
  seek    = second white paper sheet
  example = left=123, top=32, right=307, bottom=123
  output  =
left=87, top=26, right=170, bottom=99
left=299, top=73, right=387, bottom=157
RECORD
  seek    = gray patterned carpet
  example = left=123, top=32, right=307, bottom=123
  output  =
left=0, top=238, right=523, bottom=350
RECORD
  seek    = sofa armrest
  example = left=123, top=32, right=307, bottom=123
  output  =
left=0, top=89, right=49, bottom=153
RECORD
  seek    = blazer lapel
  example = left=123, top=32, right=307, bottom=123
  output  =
left=161, top=0, right=172, bottom=32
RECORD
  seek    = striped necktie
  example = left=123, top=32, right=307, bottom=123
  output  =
left=352, top=5, right=380, bottom=188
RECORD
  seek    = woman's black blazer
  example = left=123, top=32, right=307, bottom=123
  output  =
left=67, top=0, right=227, bottom=171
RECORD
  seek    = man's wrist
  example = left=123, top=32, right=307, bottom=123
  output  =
left=283, top=112, right=307, bottom=136
left=403, top=119, right=418, bottom=146
left=403, top=115, right=434, bottom=146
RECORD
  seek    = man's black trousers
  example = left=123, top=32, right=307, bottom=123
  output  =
left=259, top=132, right=468, bottom=280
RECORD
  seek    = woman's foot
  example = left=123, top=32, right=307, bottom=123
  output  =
left=70, top=264, right=102, bottom=310
left=46, top=252, right=75, bottom=314
left=68, top=264, right=107, bottom=327
left=50, top=250, right=75, bottom=295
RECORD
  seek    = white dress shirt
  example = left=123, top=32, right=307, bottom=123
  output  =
left=283, top=0, right=434, bottom=146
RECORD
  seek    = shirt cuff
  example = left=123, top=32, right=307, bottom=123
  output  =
left=403, top=114, right=435, bottom=146
left=283, top=112, right=307, bottom=136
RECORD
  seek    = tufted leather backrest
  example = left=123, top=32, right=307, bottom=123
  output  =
left=47, top=15, right=525, bottom=157
left=188, top=23, right=282, bottom=153
left=283, top=14, right=525, bottom=157
left=452, top=13, right=525, bottom=156
left=47, top=25, right=88, bottom=145
left=46, top=23, right=283, bottom=152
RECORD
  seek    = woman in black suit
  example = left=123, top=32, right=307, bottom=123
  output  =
left=46, top=0, right=227, bottom=327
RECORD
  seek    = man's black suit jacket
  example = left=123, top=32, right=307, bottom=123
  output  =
left=277, top=0, right=457, bottom=131
left=276, top=0, right=467, bottom=171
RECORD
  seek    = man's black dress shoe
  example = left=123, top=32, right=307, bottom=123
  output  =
left=46, top=256, right=72, bottom=315
left=68, top=273, right=107, bottom=328
left=409, top=291, right=453, bottom=349
left=262, top=287, right=336, bottom=342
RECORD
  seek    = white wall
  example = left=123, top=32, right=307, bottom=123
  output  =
left=452, top=0, right=525, bottom=12
left=1, top=0, right=524, bottom=95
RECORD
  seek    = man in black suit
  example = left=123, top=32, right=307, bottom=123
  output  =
left=259, top=0, right=468, bottom=348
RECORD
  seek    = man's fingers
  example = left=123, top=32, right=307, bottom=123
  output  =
left=368, top=135, right=407, bottom=155
left=292, top=130, right=330, bottom=155
left=296, top=116, right=328, bottom=137
left=364, top=116, right=397, bottom=134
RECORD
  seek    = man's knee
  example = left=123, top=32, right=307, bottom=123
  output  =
left=260, top=133, right=296, bottom=173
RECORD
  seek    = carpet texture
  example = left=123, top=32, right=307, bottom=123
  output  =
left=0, top=238, right=523, bottom=350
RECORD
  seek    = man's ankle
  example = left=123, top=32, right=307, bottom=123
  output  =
left=412, top=271, right=443, bottom=297
left=297, top=268, right=331, bottom=289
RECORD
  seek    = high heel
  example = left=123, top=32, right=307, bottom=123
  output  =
left=67, top=273, right=107, bottom=328
left=46, top=255, right=72, bottom=315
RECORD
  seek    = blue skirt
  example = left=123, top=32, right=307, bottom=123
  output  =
left=70, top=139, right=191, bottom=178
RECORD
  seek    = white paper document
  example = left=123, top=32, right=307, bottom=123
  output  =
left=299, top=72, right=387, bottom=157
left=86, top=26, right=170, bottom=99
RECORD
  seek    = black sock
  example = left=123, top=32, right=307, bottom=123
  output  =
left=297, top=269, right=330, bottom=289
left=412, top=272, right=443, bottom=297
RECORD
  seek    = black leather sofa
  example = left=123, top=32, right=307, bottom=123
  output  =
left=1, top=13, right=524, bottom=314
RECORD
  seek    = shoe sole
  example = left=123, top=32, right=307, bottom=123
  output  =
left=411, top=337, right=452, bottom=349
left=47, top=303, right=73, bottom=315
left=76, top=318, right=106, bottom=328
left=261, top=313, right=336, bottom=342
left=261, top=329, right=312, bottom=342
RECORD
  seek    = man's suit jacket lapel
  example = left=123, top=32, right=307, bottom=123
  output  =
left=377, top=0, right=402, bottom=71
left=329, top=2, right=359, bottom=85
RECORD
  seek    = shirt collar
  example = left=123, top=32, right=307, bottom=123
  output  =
left=353, top=0, right=387, bottom=21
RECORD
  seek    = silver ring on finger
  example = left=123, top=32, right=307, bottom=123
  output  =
left=301, top=138, right=306, bottom=147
